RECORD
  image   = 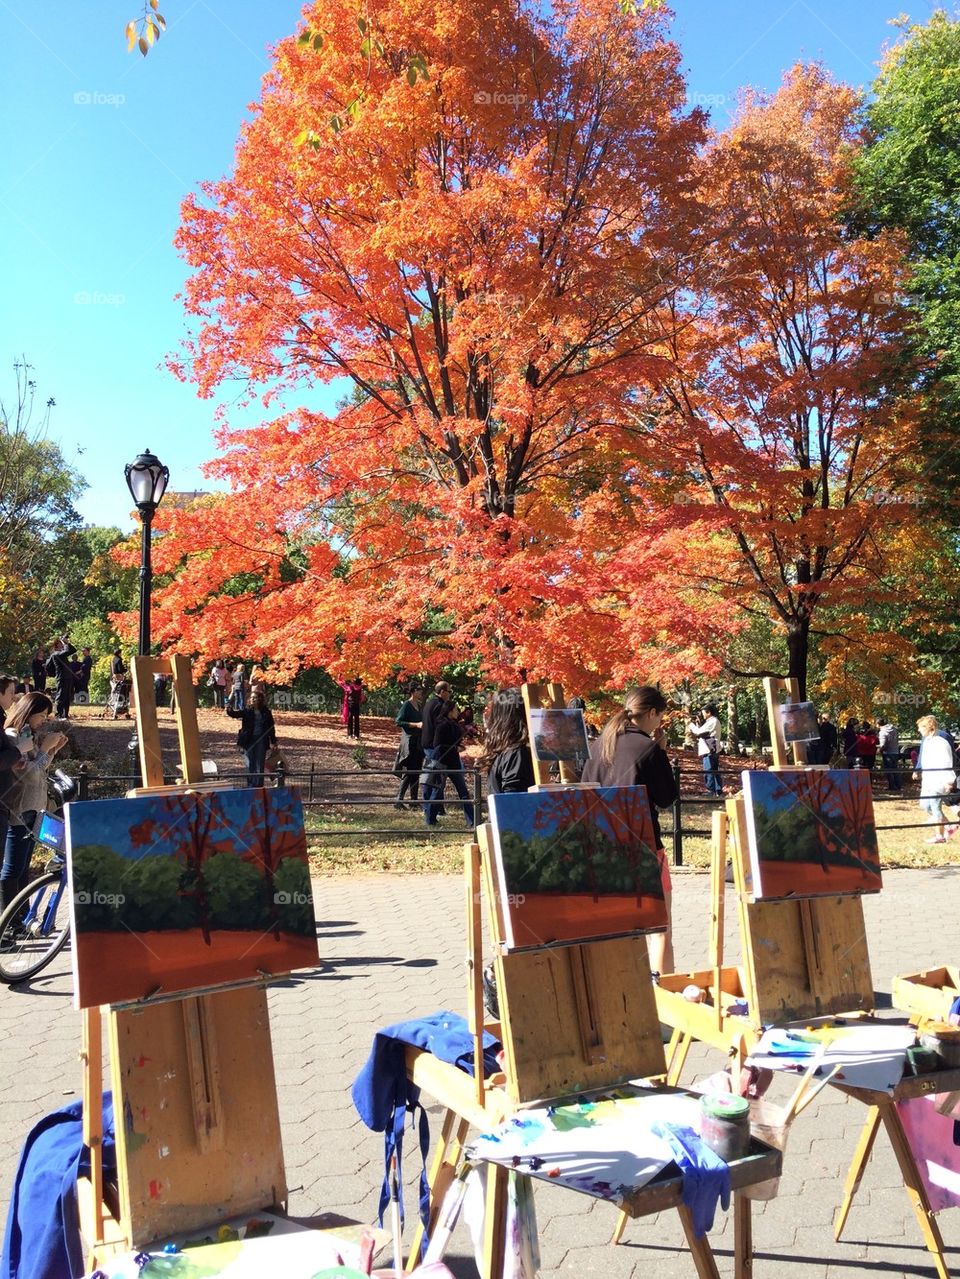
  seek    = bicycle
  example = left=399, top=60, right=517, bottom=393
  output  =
left=0, top=811, right=71, bottom=984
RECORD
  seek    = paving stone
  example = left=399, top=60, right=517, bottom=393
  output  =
left=2, top=868, right=960, bottom=1277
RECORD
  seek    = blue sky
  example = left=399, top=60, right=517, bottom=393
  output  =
left=0, top=0, right=925, bottom=531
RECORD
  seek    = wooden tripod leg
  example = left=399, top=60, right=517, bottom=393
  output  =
left=835, top=1104, right=881, bottom=1240
left=880, top=1101, right=951, bottom=1279
left=677, top=1205, right=721, bottom=1279
left=734, top=1193, right=752, bottom=1279
left=666, top=1029, right=693, bottom=1088
left=81, top=1006, right=104, bottom=1246
left=406, top=1108, right=469, bottom=1271
left=610, top=1207, right=630, bottom=1245
left=481, top=1162, right=509, bottom=1279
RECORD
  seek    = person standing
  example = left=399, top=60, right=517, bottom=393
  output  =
left=230, top=663, right=246, bottom=713
left=108, top=650, right=129, bottom=719
left=420, top=681, right=452, bottom=818
left=0, top=678, right=26, bottom=865
left=0, top=692, right=68, bottom=919
left=582, top=685, right=677, bottom=976
left=76, top=647, right=93, bottom=696
left=482, top=689, right=535, bottom=794
left=878, top=720, right=901, bottom=792
left=424, top=702, right=474, bottom=828
left=228, top=688, right=277, bottom=787
left=210, top=659, right=228, bottom=710
left=816, top=713, right=838, bottom=766
left=854, top=722, right=879, bottom=771
left=914, top=715, right=957, bottom=843
left=45, top=637, right=76, bottom=719
left=339, top=677, right=365, bottom=738
left=30, top=649, right=47, bottom=692
left=842, top=718, right=859, bottom=767
left=688, top=703, right=723, bottom=797
left=393, top=685, right=425, bottom=809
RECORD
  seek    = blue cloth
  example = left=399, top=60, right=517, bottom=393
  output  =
left=653, top=1122, right=731, bottom=1238
left=352, top=1012, right=501, bottom=1256
left=3, top=1094, right=116, bottom=1279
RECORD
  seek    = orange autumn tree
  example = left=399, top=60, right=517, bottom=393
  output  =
left=140, top=0, right=739, bottom=687
left=647, top=66, right=931, bottom=697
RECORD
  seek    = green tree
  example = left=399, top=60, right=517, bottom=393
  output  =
left=854, top=10, right=960, bottom=488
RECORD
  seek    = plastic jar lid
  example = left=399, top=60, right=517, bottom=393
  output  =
left=700, top=1094, right=750, bottom=1120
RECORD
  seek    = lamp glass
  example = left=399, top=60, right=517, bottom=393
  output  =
left=126, top=450, right=169, bottom=510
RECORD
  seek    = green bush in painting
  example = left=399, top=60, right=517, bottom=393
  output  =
left=121, top=856, right=201, bottom=932
left=71, top=845, right=129, bottom=932
left=272, top=857, right=315, bottom=935
left=202, top=853, right=270, bottom=930
left=499, top=828, right=662, bottom=897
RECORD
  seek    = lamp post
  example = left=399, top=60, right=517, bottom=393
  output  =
left=125, top=449, right=169, bottom=656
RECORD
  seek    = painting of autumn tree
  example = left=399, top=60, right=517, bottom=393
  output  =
left=119, top=0, right=741, bottom=690
left=488, top=786, right=666, bottom=950
left=743, top=769, right=881, bottom=901
left=66, top=787, right=319, bottom=1009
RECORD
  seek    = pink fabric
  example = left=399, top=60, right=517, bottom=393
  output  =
left=896, top=1094, right=960, bottom=1211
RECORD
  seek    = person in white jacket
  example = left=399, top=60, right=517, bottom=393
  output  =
left=913, top=715, right=957, bottom=843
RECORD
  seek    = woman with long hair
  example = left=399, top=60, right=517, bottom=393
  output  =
left=582, top=685, right=677, bottom=975
left=0, top=692, right=67, bottom=919
left=227, top=688, right=277, bottom=787
left=481, top=689, right=535, bottom=794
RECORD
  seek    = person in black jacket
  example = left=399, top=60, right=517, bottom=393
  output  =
left=482, top=689, right=535, bottom=795
left=420, top=681, right=452, bottom=817
left=45, top=638, right=76, bottom=719
left=423, top=701, right=474, bottom=828
left=227, top=689, right=277, bottom=787
left=393, top=685, right=425, bottom=808
left=30, top=649, right=47, bottom=692
left=581, top=685, right=676, bottom=975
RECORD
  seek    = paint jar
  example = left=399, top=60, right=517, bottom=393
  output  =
left=698, top=1094, right=751, bottom=1162
left=682, top=984, right=706, bottom=1003
left=920, top=1023, right=960, bottom=1068
left=906, top=1045, right=940, bottom=1075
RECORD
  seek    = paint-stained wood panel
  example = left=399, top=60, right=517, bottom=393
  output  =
left=497, top=936, right=666, bottom=1103
left=110, top=987, right=285, bottom=1242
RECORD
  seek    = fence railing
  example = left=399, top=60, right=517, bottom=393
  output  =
left=61, top=758, right=951, bottom=864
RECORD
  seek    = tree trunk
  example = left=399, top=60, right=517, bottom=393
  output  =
left=727, top=686, right=740, bottom=753
left=786, top=620, right=810, bottom=699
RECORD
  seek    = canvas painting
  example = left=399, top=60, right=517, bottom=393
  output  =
left=778, top=701, right=819, bottom=744
left=487, top=786, right=666, bottom=950
left=528, top=707, right=591, bottom=766
left=67, top=786, right=319, bottom=1009
left=741, top=769, right=881, bottom=901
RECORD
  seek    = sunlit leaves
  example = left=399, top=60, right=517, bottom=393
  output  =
left=126, top=0, right=165, bottom=56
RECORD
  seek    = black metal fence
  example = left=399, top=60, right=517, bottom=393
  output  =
left=61, top=758, right=949, bottom=865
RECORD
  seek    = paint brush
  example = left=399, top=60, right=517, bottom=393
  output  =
left=422, top=1162, right=472, bottom=1265
left=793, top=1063, right=842, bottom=1116
left=389, top=1152, right=403, bottom=1278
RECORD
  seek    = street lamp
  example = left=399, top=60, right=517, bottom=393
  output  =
left=125, top=449, right=169, bottom=656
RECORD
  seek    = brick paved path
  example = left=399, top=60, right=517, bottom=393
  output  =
left=1, top=866, right=959, bottom=1277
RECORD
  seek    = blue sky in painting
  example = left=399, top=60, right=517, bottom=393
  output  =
left=489, top=787, right=652, bottom=844
left=65, top=786, right=304, bottom=859
left=742, top=768, right=867, bottom=817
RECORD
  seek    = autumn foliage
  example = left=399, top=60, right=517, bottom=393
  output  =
left=131, top=2, right=939, bottom=697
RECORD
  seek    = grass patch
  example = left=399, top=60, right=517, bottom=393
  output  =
left=305, top=805, right=470, bottom=874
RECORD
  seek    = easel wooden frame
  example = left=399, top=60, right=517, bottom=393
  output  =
left=77, top=655, right=288, bottom=1267
left=403, top=682, right=781, bottom=1279
left=654, top=677, right=960, bottom=1278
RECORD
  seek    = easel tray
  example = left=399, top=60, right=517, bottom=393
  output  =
left=892, top=966, right=960, bottom=1023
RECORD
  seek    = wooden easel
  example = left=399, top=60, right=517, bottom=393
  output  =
left=654, top=677, right=960, bottom=1279
left=519, top=680, right=579, bottom=786
left=403, top=682, right=781, bottom=1279
left=656, top=678, right=874, bottom=1073
left=77, top=656, right=287, bottom=1267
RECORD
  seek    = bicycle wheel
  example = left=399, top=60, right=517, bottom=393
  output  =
left=0, top=871, right=71, bottom=984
